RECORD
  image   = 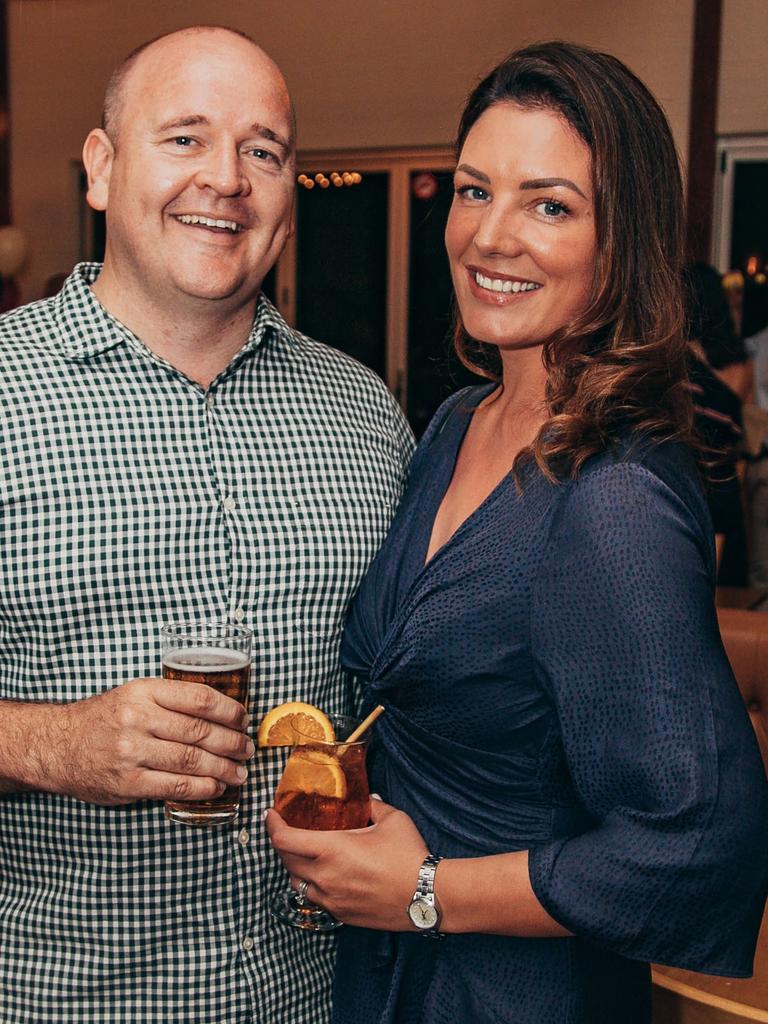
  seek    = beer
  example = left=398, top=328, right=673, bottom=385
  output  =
left=161, top=624, right=252, bottom=827
left=162, top=646, right=250, bottom=702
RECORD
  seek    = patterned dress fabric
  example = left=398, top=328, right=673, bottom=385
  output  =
left=0, top=264, right=414, bottom=1024
left=334, top=385, right=768, bottom=1024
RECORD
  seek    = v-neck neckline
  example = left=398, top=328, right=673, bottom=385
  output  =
left=421, top=384, right=518, bottom=569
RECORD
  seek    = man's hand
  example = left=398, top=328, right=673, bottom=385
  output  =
left=5, top=678, right=253, bottom=805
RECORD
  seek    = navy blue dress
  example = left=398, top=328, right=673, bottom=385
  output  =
left=334, top=385, right=768, bottom=1024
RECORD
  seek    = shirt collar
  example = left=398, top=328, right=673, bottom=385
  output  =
left=51, top=262, right=296, bottom=364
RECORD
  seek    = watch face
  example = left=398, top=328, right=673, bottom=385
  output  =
left=408, top=897, right=439, bottom=930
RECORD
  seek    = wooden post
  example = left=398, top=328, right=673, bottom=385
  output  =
left=686, top=0, right=723, bottom=264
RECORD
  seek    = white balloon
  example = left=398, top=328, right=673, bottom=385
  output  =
left=0, top=226, right=28, bottom=276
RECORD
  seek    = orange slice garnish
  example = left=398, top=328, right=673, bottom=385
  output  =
left=278, top=748, right=347, bottom=800
left=257, top=701, right=335, bottom=747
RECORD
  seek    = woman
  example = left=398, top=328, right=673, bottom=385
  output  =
left=268, top=42, right=768, bottom=1024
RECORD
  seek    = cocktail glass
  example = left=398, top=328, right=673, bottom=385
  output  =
left=271, top=714, right=371, bottom=931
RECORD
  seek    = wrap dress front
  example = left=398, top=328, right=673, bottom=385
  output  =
left=333, top=385, right=768, bottom=1024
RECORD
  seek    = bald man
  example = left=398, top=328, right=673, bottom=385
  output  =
left=0, top=25, right=413, bottom=1024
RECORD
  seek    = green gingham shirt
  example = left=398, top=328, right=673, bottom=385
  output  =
left=0, top=264, right=414, bottom=1024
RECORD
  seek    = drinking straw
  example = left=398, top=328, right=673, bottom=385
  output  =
left=345, top=705, right=385, bottom=743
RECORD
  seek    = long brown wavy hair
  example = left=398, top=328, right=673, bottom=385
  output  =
left=454, top=41, right=693, bottom=481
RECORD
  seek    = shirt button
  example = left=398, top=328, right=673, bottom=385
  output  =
left=234, top=607, right=245, bottom=623
left=206, top=393, right=215, bottom=410
left=222, top=496, right=236, bottom=512
left=238, top=828, right=250, bottom=846
left=241, top=936, right=254, bottom=951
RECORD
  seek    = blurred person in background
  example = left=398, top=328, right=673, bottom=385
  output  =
left=742, top=279, right=768, bottom=584
left=685, top=262, right=749, bottom=585
left=689, top=262, right=753, bottom=401
left=744, top=278, right=768, bottom=411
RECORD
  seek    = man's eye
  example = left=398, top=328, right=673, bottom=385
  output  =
left=173, top=136, right=195, bottom=147
left=248, top=148, right=279, bottom=165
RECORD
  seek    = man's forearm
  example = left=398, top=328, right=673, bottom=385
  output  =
left=0, top=700, right=64, bottom=795
left=0, top=680, right=254, bottom=806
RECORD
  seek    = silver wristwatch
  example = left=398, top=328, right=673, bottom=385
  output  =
left=406, top=853, right=444, bottom=937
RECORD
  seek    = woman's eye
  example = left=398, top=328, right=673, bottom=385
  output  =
left=456, top=184, right=489, bottom=202
left=536, top=199, right=569, bottom=219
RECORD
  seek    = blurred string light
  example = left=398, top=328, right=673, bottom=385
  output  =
left=297, top=171, right=362, bottom=190
left=743, top=256, right=767, bottom=286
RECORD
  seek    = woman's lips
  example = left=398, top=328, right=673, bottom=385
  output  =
left=466, top=267, right=542, bottom=304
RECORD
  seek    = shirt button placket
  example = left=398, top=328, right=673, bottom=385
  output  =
left=214, top=397, right=245, bottom=659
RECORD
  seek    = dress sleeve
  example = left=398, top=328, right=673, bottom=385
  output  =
left=527, top=457, right=768, bottom=975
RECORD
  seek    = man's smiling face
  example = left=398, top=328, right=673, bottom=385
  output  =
left=88, top=28, right=296, bottom=312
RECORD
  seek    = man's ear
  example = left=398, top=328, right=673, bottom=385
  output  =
left=81, top=129, right=114, bottom=212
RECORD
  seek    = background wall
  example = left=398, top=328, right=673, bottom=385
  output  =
left=3, top=0, right=756, bottom=302
left=718, top=0, right=768, bottom=135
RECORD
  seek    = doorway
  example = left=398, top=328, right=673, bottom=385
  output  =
left=276, top=147, right=485, bottom=436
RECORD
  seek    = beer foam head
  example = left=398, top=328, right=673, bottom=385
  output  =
left=162, top=646, right=250, bottom=673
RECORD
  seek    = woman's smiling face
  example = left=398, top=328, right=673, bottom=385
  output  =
left=446, top=101, right=597, bottom=352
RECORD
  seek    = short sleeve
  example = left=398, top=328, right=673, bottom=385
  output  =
left=527, top=456, right=768, bottom=975
left=385, top=392, right=416, bottom=487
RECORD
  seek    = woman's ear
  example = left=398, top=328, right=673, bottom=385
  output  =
left=81, top=129, right=115, bottom=212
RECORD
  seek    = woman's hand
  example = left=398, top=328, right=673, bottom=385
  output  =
left=265, top=797, right=429, bottom=930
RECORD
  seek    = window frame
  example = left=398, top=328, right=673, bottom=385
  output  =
left=712, top=134, right=768, bottom=272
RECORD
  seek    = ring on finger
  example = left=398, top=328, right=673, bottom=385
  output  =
left=296, top=878, right=310, bottom=905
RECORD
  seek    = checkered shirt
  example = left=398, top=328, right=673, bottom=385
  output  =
left=0, top=264, right=414, bottom=1024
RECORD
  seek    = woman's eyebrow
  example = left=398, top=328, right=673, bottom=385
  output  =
left=520, top=177, right=587, bottom=199
left=455, top=163, right=490, bottom=183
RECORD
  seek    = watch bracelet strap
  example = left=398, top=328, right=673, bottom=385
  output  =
left=415, top=853, right=443, bottom=898
left=414, top=853, right=445, bottom=938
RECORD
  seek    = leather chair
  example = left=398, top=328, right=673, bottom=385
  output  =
left=714, top=608, right=768, bottom=769
left=651, top=608, right=768, bottom=1023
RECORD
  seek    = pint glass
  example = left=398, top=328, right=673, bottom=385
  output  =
left=161, top=622, right=252, bottom=826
